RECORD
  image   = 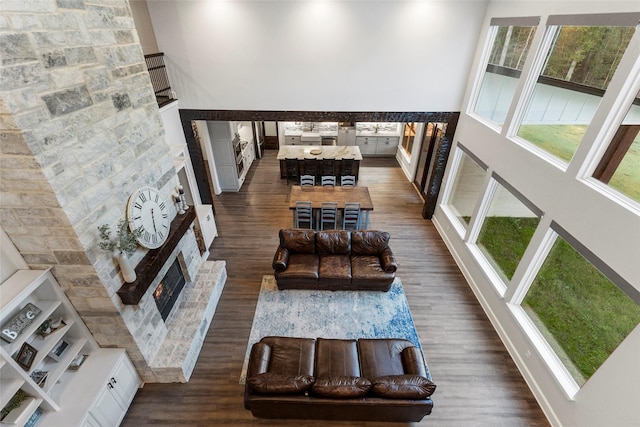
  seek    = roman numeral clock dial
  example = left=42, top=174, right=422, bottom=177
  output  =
left=126, top=186, right=171, bottom=249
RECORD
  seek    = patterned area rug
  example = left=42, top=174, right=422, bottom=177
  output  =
left=240, top=275, right=422, bottom=383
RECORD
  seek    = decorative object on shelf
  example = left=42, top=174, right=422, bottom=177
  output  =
left=1, top=303, right=42, bottom=343
left=30, top=369, right=48, bottom=387
left=174, top=184, right=188, bottom=215
left=48, top=338, right=72, bottom=362
left=0, top=389, right=28, bottom=421
left=68, top=353, right=88, bottom=371
left=98, top=219, right=142, bottom=283
left=126, top=186, right=171, bottom=249
left=16, top=342, right=37, bottom=370
left=24, top=407, right=42, bottom=427
left=35, top=317, right=66, bottom=338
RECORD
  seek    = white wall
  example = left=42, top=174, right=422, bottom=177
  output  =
left=145, top=0, right=487, bottom=111
left=434, top=1, right=640, bottom=426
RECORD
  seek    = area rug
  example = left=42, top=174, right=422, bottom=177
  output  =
left=240, top=275, right=422, bottom=383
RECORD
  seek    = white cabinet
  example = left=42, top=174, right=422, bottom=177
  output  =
left=88, top=355, right=139, bottom=427
left=284, top=135, right=301, bottom=145
left=0, top=269, right=141, bottom=427
left=207, top=121, right=255, bottom=192
left=376, top=136, right=400, bottom=156
left=355, top=136, right=399, bottom=156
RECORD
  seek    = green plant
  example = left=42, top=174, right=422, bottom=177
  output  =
left=1, top=389, right=28, bottom=420
left=98, top=219, right=142, bottom=257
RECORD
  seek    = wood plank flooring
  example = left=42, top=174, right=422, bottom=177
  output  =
left=121, top=150, right=550, bottom=427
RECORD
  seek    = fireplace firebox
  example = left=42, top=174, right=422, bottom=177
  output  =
left=154, top=259, right=186, bottom=321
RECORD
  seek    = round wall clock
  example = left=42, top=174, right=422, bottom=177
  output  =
left=126, top=186, right=171, bottom=249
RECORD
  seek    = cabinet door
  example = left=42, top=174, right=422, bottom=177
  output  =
left=376, top=137, right=399, bottom=156
left=90, top=385, right=123, bottom=427
left=356, top=137, right=377, bottom=155
left=110, top=356, right=140, bottom=409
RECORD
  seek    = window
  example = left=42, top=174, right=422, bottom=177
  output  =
left=401, top=122, right=416, bottom=154
left=521, top=228, right=640, bottom=387
left=593, top=90, right=640, bottom=204
left=473, top=17, right=539, bottom=126
left=475, top=178, right=541, bottom=283
left=445, top=148, right=487, bottom=228
left=516, top=16, right=637, bottom=164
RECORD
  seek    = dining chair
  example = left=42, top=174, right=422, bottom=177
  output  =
left=342, top=202, right=361, bottom=230
left=300, top=175, right=316, bottom=186
left=340, top=175, right=356, bottom=187
left=321, top=175, right=336, bottom=186
left=295, top=201, right=313, bottom=229
left=319, top=202, right=338, bottom=230
left=285, top=158, right=299, bottom=185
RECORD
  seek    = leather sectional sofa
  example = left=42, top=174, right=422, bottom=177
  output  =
left=244, top=336, right=436, bottom=422
left=272, top=229, right=397, bottom=291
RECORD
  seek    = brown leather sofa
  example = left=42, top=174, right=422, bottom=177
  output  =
left=244, top=336, right=436, bottom=422
left=272, top=229, right=397, bottom=291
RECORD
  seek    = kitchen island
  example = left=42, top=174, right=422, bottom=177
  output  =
left=277, top=145, right=362, bottom=179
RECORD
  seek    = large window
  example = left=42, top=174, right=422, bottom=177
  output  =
left=593, top=90, right=640, bottom=204
left=521, top=229, right=640, bottom=387
left=473, top=17, right=539, bottom=126
left=445, top=148, right=487, bottom=230
left=476, top=178, right=541, bottom=285
left=516, top=17, right=637, bottom=164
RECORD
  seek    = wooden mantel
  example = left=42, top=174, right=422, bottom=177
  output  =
left=117, top=208, right=196, bottom=305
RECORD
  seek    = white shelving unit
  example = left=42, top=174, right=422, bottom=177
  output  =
left=0, top=269, right=141, bottom=426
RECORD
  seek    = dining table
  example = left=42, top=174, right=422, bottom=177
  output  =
left=288, top=185, right=373, bottom=229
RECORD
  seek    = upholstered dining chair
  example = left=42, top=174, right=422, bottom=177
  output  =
left=340, top=175, right=356, bottom=187
left=303, top=158, right=318, bottom=179
left=295, top=201, right=313, bottom=229
left=319, top=202, right=338, bottom=230
left=321, top=175, right=336, bottom=186
left=342, top=202, right=361, bottom=230
left=300, top=175, right=316, bottom=186
left=340, top=158, right=354, bottom=177
left=285, top=158, right=299, bottom=185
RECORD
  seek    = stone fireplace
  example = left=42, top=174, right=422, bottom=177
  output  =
left=0, top=0, right=224, bottom=384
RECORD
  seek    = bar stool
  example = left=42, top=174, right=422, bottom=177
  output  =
left=321, top=158, right=335, bottom=178
left=285, top=158, right=299, bottom=185
left=340, top=158, right=354, bottom=179
left=303, top=158, right=318, bottom=180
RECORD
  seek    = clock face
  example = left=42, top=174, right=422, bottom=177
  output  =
left=126, top=186, right=171, bottom=249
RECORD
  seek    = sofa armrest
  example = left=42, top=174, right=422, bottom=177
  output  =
left=272, top=246, right=290, bottom=271
left=247, top=342, right=272, bottom=378
left=379, top=247, right=397, bottom=273
left=400, top=346, right=427, bottom=377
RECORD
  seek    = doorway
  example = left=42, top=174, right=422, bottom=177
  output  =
left=263, top=121, right=278, bottom=150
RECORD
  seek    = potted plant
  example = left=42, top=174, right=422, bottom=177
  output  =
left=98, top=219, right=142, bottom=283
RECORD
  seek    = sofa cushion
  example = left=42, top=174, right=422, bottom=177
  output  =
left=315, top=338, right=360, bottom=377
left=248, top=372, right=314, bottom=395
left=371, top=375, right=436, bottom=399
left=351, top=231, right=390, bottom=256
left=275, top=253, right=319, bottom=281
left=357, top=339, right=417, bottom=379
left=259, top=336, right=316, bottom=376
left=318, top=255, right=352, bottom=288
left=316, top=230, right=351, bottom=255
left=280, top=229, right=316, bottom=253
left=312, top=376, right=371, bottom=398
left=351, top=255, right=394, bottom=288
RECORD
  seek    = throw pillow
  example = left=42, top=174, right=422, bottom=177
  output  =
left=371, top=375, right=436, bottom=399
left=312, top=376, right=371, bottom=398
left=248, top=372, right=314, bottom=394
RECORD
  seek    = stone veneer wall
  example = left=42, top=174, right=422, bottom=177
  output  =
left=0, top=0, right=182, bottom=382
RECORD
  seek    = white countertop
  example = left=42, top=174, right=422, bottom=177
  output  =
left=356, top=131, right=401, bottom=137
left=277, top=145, right=362, bottom=161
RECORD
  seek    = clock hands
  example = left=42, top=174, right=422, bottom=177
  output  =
left=151, top=207, right=157, bottom=233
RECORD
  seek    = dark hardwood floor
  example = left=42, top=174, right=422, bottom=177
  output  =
left=121, top=150, right=550, bottom=426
